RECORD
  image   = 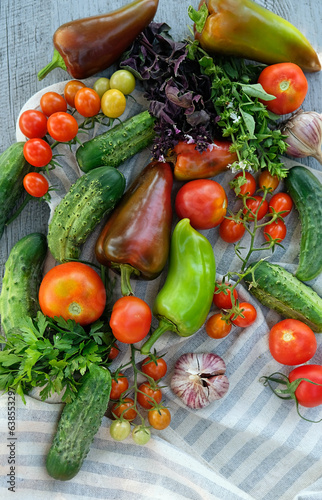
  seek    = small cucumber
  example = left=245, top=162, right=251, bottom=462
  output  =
left=76, top=110, right=155, bottom=173
left=285, top=165, right=322, bottom=281
left=243, top=260, right=322, bottom=332
left=0, top=233, right=47, bottom=335
left=46, top=364, right=111, bottom=481
left=47, top=167, right=125, bottom=262
left=0, top=142, right=33, bottom=239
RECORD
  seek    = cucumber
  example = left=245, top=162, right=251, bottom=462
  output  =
left=243, top=260, right=322, bottom=332
left=47, top=166, right=125, bottom=262
left=0, top=233, right=47, bottom=335
left=0, top=142, right=33, bottom=239
left=76, top=110, right=155, bottom=173
left=46, top=364, right=111, bottom=481
left=285, top=165, right=322, bottom=281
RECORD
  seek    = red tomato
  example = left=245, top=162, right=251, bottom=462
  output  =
left=258, top=62, right=308, bottom=115
left=175, top=179, right=227, bottom=229
left=109, top=296, right=152, bottom=344
left=231, top=302, right=257, bottom=327
left=268, top=192, right=293, bottom=217
left=38, top=262, right=106, bottom=326
left=74, top=87, right=101, bottom=117
left=258, top=169, right=280, bottom=192
left=64, top=80, right=86, bottom=108
left=289, top=365, right=322, bottom=408
left=244, top=195, right=268, bottom=220
left=19, top=109, right=47, bottom=139
left=108, top=342, right=120, bottom=360
left=23, top=172, right=49, bottom=198
left=23, top=138, right=52, bottom=167
left=269, top=319, right=317, bottom=366
left=233, top=171, right=256, bottom=197
left=148, top=407, right=171, bottom=430
left=205, top=313, right=232, bottom=339
left=111, top=398, right=137, bottom=421
left=47, top=112, right=78, bottom=142
left=40, top=91, right=67, bottom=116
left=137, top=382, right=162, bottom=409
left=264, top=219, right=287, bottom=242
left=213, top=283, right=238, bottom=309
left=110, top=373, right=129, bottom=400
left=219, top=217, right=245, bottom=243
left=141, top=356, right=167, bottom=381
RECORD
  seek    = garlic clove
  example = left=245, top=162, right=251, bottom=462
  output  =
left=282, top=110, right=322, bottom=164
left=170, top=352, right=229, bottom=409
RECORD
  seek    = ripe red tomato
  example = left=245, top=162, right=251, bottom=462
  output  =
left=23, top=172, right=49, bottom=198
left=19, top=109, right=47, bottom=139
left=137, top=382, right=162, bottom=409
left=141, top=356, right=167, bottom=380
left=148, top=407, right=171, bottom=430
left=109, top=296, right=152, bottom=344
left=74, top=87, right=101, bottom=117
left=269, top=319, right=317, bottom=366
left=40, top=91, right=67, bottom=116
left=288, top=365, right=322, bottom=408
left=244, top=195, right=268, bottom=220
left=213, top=283, right=238, bottom=309
left=231, top=302, right=257, bottom=327
left=219, top=217, right=245, bottom=243
left=38, top=262, right=106, bottom=326
left=108, top=342, right=120, bottom=360
left=111, top=397, right=137, bottom=421
left=23, top=138, right=52, bottom=167
left=233, top=171, right=256, bottom=197
left=268, top=192, right=293, bottom=217
left=264, top=219, right=287, bottom=242
left=47, top=112, right=78, bottom=142
left=175, top=179, right=227, bottom=229
left=258, top=169, right=280, bottom=192
left=110, top=373, right=129, bottom=400
left=258, top=62, right=308, bottom=115
left=205, top=313, right=232, bottom=339
left=64, top=80, right=86, bottom=108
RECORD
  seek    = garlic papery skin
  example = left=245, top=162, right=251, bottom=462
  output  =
left=282, top=110, right=322, bottom=164
left=170, top=352, right=229, bottom=409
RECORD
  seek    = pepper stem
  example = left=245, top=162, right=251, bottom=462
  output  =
left=119, top=264, right=140, bottom=296
left=37, top=49, right=67, bottom=81
left=140, top=318, right=176, bottom=355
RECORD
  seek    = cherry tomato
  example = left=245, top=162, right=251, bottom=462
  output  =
left=132, top=425, right=151, bottom=445
left=231, top=302, right=257, bottom=328
left=244, top=195, right=268, bottom=220
left=110, top=373, right=129, bottom=400
left=19, top=109, right=47, bottom=139
left=38, top=262, right=106, bottom=326
left=64, top=80, right=86, bottom=108
left=258, top=62, right=308, bottom=115
left=23, top=138, right=52, bottom=167
left=219, top=217, right=245, bottom=243
left=288, top=365, right=322, bottom=408
left=233, top=171, right=256, bottom=197
left=108, top=342, right=120, bottom=360
left=213, top=283, right=238, bottom=309
left=137, top=382, right=162, bottom=409
left=47, top=112, right=78, bottom=142
left=109, top=296, right=152, bottom=344
left=23, top=172, right=49, bottom=198
left=109, top=70, right=136, bottom=95
left=268, top=192, right=293, bottom=217
left=141, top=356, right=167, bottom=381
left=269, top=319, right=317, bottom=366
left=109, top=419, right=131, bottom=441
left=101, top=89, right=127, bottom=118
left=40, top=91, right=67, bottom=116
left=111, top=397, right=137, bottom=421
left=74, top=87, right=101, bottom=117
left=148, top=407, right=171, bottom=430
left=258, top=169, right=280, bottom=192
left=264, top=219, right=287, bottom=242
left=205, top=313, right=232, bottom=339
left=175, top=179, right=228, bottom=230
left=93, top=77, right=110, bottom=98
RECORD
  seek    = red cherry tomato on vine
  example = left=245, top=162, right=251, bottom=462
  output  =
left=268, top=192, right=293, bottom=217
left=137, top=382, right=162, bottom=409
left=47, top=112, right=78, bottom=142
left=40, top=91, right=67, bottom=116
left=141, top=356, right=167, bottom=380
left=258, top=169, right=280, bottom=192
left=64, top=80, right=86, bottom=108
left=111, top=397, right=137, bottom=421
left=23, top=172, right=49, bottom=198
left=233, top=171, right=256, bottom=197
left=288, top=365, right=322, bottom=408
left=205, top=313, right=232, bottom=339
left=264, top=219, right=287, bottom=243
left=258, top=62, right=308, bottom=115
left=19, top=109, right=47, bottom=139
left=23, top=138, right=52, bottom=167
left=74, top=87, right=101, bottom=117
left=213, top=283, right=238, bottom=309
left=269, top=319, right=317, bottom=366
left=148, top=407, right=171, bottom=429
left=175, top=179, right=227, bottom=229
left=108, top=343, right=120, bottom=360
left=244, top=195, right=268, bottom=220
left=110, top=373, right=129, bottom=400
left=219, top=217, right=245, bottom=244
left=109, top=296, right=152, bottom=344
left=231, top=302, right=257, bottom=327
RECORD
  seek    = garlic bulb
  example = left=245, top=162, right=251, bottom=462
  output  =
left=282, top=110, right=322, bottom=164
left=170, top=352, right=229, bottom=409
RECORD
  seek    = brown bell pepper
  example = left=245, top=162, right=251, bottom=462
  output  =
left=191, top=0, right=321, bottom=73
left=171, top=140, right=237, bottom=180
left=95, top=161, right=173, bottom=296
left=38, top=0, right=159, bottom=80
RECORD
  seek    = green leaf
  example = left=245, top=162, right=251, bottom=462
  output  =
left=188, top=4, right=208, bottom=33
left=0, top=353, right=22, bottom=367
left=239, top=83, right=276, bottom=101
left=239, top=108, right=256, bottom=139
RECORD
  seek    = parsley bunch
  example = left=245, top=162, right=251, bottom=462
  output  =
left=0, top=312, right=114, bottom=404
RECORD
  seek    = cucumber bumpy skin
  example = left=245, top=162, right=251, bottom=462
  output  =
left=0, top=233, right=47, bottom=335
left=76, top=110, right=156, bottom=173
left=285, top=165, right=322, bottom=281
left=46, top=364, right=112, bottom=481
left=47, top=166, right=125, bottom=263
left=244, top=260, right=322, bottom=332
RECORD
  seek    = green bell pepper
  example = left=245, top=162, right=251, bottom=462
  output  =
left=140, top=218, right=216, bottom=354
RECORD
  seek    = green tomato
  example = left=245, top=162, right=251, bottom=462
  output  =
left=109, top=419, right=131, bottom=441
left=132, top=425, right=151, bottom=445
left=93, top=77, right=110, bottom=98
left=109, top=70, right=136, bottom=95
